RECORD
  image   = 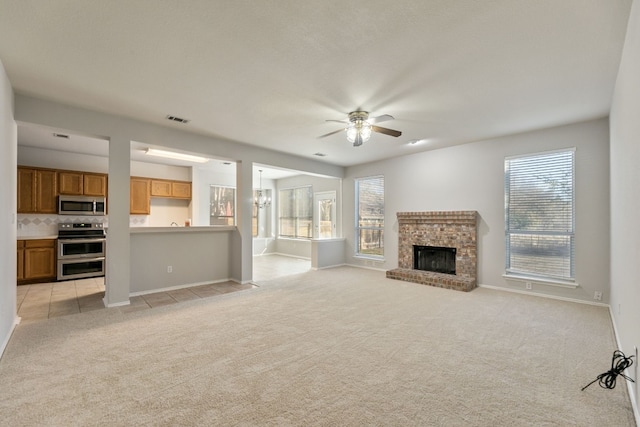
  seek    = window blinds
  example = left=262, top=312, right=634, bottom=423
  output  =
left=505, top=149, right=575, bottom=279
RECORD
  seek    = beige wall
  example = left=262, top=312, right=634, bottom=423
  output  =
left=0, top=58, right=17, bottom=356
left=610, top=0, right=640, bottom=416
left=344, top=118, right=611, bottom=304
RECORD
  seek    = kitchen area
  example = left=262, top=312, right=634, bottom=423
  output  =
left=15, top=124, right=242, bottom=320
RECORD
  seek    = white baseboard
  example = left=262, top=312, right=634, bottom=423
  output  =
left=608, top=306, right=640, bottom=426
left=129, top=278, right=233, bottom=297
left=0, top=316, right=21, bottom=360
left=478, top=284, right=609, bottom=307
left=311, top=263, right=347, bottom=271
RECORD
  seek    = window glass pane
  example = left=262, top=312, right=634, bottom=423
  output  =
left=278, top=186, right=312, bottom=239
left=356, top=176, right=384, bottom=257
left=210, top=186, right=235, bottom=226
left=505, top=150, right=574, bottom=279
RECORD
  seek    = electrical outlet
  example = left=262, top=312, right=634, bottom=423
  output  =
left=593, top=291, right=602, bottom=301
left=167, top=266, right=173, bottom=273
left=525, top=282, right=532, bottom=290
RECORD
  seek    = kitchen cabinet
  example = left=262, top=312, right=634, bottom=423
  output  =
left=130, top=177, right=151, bottom=214
left=18, top=239, right=56, bottom=283
left=17, top=240, right=24, bottom=281
left=17, top=167, right=58, bottom=213
left=59, top=171, right=107, bottom=196
left=150, top=179, right=192, bottom=199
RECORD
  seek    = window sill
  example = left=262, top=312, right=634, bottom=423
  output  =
left=502, top=273, right=579, bottom=289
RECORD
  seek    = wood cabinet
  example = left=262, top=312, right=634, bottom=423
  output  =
left=59, top=171, right=107, bottom=196
left=17, top=167, right=58, bottom=213
left=18, top=239, right=56, bottom=283
left=58, top=171, right=84, bottom=195
left=130, top=177, right=151, bottom=214
left=17, top=241, right=24, bottom=281
left=150, top=179, right=191, bottom=199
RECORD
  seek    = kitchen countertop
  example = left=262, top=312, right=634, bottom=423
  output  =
left=17, top=235, right=58, bottom=240
left=130, top=226, right=236, bottom=234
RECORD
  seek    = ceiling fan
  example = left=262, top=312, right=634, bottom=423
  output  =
left=319, top=111, right=402, bottom=147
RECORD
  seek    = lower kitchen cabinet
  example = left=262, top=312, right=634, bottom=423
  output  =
left=18, top=239, right=57, bottom=284
left=17, top=241, right=24, bottom=281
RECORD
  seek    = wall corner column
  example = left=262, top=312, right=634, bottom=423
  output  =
left=104, top=136, right=131, bottom=306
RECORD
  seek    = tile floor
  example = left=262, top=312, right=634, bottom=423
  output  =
left=17, top=254, right=311, bottom=324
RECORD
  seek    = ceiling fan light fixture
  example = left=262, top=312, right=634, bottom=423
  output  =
left=346, top=120, right=372, bottom=146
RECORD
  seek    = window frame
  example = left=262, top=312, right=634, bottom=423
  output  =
left=504, top=148, right=576, bottom=282
left=278, top=185, right=313, bottom=240
left=355, top=175, right=385, bottom=259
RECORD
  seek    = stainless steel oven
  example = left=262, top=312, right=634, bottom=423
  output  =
left=57, top=222, right=106, bottom=281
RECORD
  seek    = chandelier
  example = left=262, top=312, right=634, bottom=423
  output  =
left=255, top=169, right=271, bottom=209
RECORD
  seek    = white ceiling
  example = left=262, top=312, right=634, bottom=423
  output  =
left=0, top=1, right=633, bottom=167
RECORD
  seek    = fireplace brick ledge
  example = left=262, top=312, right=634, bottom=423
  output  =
left=386, top=268, right=476, bottom=292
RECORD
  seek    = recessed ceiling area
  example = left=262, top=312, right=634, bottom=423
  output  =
left=1, top=1, right=633, bottom=166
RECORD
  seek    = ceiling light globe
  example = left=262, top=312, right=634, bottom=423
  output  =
left=346, top=126, right=357, bottom=143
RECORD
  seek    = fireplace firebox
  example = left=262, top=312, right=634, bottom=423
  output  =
left=414, top=245, right=456, bottom=275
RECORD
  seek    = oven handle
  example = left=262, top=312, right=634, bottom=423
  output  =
left=58, top=238, right=106, bottom=244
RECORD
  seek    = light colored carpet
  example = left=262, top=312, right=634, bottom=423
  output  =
left=0, top=266, right=635, bottom=426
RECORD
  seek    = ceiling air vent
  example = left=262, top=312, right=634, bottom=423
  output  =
left=166, top=115, right=190, bottom=124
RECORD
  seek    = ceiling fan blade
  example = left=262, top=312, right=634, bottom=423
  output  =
left=372, top=125, right=402, bottom=138
left=318, top=128, right=345, bottom=139
left=326, top=119, right=350, bottom=124
left=367, top=114, right=394, bottom=124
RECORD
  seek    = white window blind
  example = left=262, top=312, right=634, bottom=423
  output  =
left=356, top=176, right=384, bottom=257
left=505, top=149, right=575, bottom=280
left=279, top=186, right=312, bottom=239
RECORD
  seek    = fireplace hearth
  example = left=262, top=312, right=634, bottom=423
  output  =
left=387, top=211, right=478, bottom=292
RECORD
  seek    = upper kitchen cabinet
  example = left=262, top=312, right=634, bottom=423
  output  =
left=130, top=177, right=151, bottom=215
left=150, top=179, right=191, bottom=199
left=17, top=167, right=58, bottom=213
left=59, top=171, right=107, bottom=196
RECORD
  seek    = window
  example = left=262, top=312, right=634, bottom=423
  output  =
left=279, top=186, right=312, bottom=239
left=356, top=176, right=384, bottom=257
left=210, top=185, right=235, bottom=226
left=505, top=149, right=575, bottom=280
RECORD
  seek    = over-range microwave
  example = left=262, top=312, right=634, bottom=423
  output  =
left=58, top=195, right=106, bottom=216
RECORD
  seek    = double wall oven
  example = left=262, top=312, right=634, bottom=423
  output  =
left=57, top=222, right=106, bottom=281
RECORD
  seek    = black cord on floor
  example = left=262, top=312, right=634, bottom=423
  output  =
left=582, top=350, right=635, bottom=391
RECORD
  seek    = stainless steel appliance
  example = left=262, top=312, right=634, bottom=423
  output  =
left=58, top=195, right=106, bottom=216
left=57, top=222, right=106, bottom=281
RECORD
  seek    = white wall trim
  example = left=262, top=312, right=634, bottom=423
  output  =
left=311, top=263, right=347, bottom=271
left=103, top=298, right=129, bottom=308
left=128, top=278, right=233, bottom=297
left=271, top=252, right=311, bottom=261
left=0, top=316, right=20, bottom=360
left=478, top=284, right=607, bottom=307
left=608, top=306, right=640, bottom=425
left=350, top=263, right=387, bottom=273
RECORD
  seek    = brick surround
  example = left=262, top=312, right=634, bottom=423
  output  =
left=386, top=211, right=478, bottom=292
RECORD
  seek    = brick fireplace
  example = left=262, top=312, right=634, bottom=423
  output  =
left=386, top=211, right=478, bottom=292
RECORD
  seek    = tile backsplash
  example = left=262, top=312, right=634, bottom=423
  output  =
left=17, top=214, right=150, bottom=237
